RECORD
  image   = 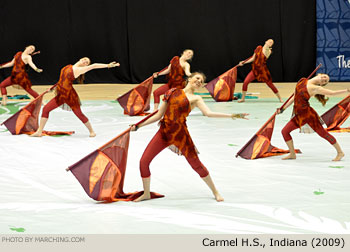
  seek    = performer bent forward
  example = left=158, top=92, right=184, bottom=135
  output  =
left=152, top=49, right=193, bottom=110
left=131, top=72, right=249, bottom=202
left=278, top=74, right=350, bottom=161
left=0, top=45, right=42, bottom=106
left=31, top=57, right=119, bottom=137
left=238, top=39, right=282, bottom=103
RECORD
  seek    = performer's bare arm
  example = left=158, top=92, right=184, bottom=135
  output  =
left=195, top=96, right=249, bottom=119
left=131, top=101, right=167, bottom=130
left=239, top=53, right=255, bottom=66
left=22, top=55, right=43, bottom=73
left=0, top=58, right=15, bottom=69
left=73, top=61, right=119, bottom=78
left=153, top=64, right=171, bottom=78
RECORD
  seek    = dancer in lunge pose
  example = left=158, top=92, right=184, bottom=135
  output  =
left=0, top=45, right=42, bottom=105
left=131, top=72, right=249, bottom=202
left=278, top=74, right=350, bottom=161
left=31, top=57, right=119, bottom=137
left=238, top=39, right=283, bottom=103
left=152, top=49, right=193, bottom=110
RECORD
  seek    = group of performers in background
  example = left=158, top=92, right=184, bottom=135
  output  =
left=1, top=40, right=350, bottom=202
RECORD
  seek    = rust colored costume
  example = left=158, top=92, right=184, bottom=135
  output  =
left=282, top=78, right=336, bottom=144
left=0, top=52, right=39, bottom=97
left=153, top=56, right=186, bottom=103
left=167, top=56, right=186, bottom=89
left=55, top=65, right=81, bottom=110
left=140, top=88, right=209, bottom=178
left=242, top=46, right=278, bottom=93
left=11, top=52, right=33, bottom=90
left=252, top=46, right=272, bottom=83
left=41, top=65, right=88, bottom=123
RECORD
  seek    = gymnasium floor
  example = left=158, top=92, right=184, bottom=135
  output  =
left=0, top=83, right=349, bottom=234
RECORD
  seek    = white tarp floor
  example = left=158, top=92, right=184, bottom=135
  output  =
left=0, top=98, right=349, bottom=234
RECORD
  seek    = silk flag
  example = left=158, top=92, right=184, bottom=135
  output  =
left=205, top=67, right=237, bottom=102
left=236, top=114, right=300, bottom=159
left=321, top=95, right=350, bottom=132
left=117, top=76, right=153, bottom=116
left=1, top=88, right=74, bottom=136
left=67, top=111, right=164, bottom=202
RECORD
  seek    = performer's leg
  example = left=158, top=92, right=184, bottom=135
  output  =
left=238, top=71, right=255, bottom=103
left=153, top=84, right=170, bottom=110
left=0, top=76, right=12, bottom=105
left=24, top=87, right=39, bottom=98
left=313, top=125, right=344, bottom=161
left=134, top=130, right=170, bottom=202
left=266, top=80, right=283, bottom=102
left=31, top=98, right=60, bottom=137
left=281, top=120, right=299, bottom=159
left=185, top=155, right=223, bottom=202
left=72, top=107, right=95, bottom=137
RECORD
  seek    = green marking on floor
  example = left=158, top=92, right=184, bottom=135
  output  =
left=329, top=166, right=344, bottom=169
left=0, top=102, right=23, bottom=115
left=110, top=100, right=118, bottom=103
left=0, top=129, right=9, bottom=132
left=228, top=144, right=238, bottom=146
left=313, top=190, right=324, bottom=195
left=10, top=227, right=25, bottom=232
left=49, top=134, right=72, bottom=137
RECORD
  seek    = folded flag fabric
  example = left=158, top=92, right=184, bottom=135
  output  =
left=117, top=76, right=154, bottom=116
left=236, top=113, right=300, bottom=159
left=321, top=95, right=350, bottom=132
left=67, top=111, right=164, bottom=202
left=205, top=67, right=237, bottom=102
left=1, top=87, right=74, bottom=136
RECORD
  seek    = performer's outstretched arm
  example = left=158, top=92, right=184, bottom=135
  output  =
left=131, top=101, right=167, bottom=130
left=312, top=86, right=350, bottom=96
left=73, top=61, right=120, bottom=78
left=24, top=55, right=43, bottom=73
left=239, top=53, right=255, bottom=66
left=0, top=58, right=15, bottom=69
left=195, top=96, right=249, bottom=119
left=153, top=64, right=171, bottom=78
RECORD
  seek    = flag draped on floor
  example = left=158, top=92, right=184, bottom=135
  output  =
left=205, top=67, right=238, bottom=102
left=117, top=76, right=154, bottom=116
left=321, top=95, right=350, bottom=132
left=236, top=64, right=321, bottom=159
left=236, top=113, right=300, bottom=159
left=1, top=86, right=74, bottom=136
left=67, top=111, right=164, bottom=202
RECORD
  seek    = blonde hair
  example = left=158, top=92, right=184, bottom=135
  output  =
left=314, top=74, right=329, bottom=106
left=185, top=72, right=206, bottom=85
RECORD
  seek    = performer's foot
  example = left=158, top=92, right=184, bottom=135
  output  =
left=238, top=99, right=245, bottom=103
left=279, top=98, right=283, bottom=103
left=89, top=132, right=96, bottom=137
left=133, top=192, right=151, bottom=202
left=30, top=131, right=42, bottom=137
left=1, top=101, right=6, bottom=106
left=282, top=154, right=296, bottom=160
left=214, top=192, right=224, bottom=202
left=333, top=152, right=344, bottom=161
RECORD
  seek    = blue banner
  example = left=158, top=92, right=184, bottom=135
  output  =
left=317, top=0, right=350, bottom=80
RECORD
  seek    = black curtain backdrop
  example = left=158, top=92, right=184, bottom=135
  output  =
left=0, top=0, right=315, bottom=84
